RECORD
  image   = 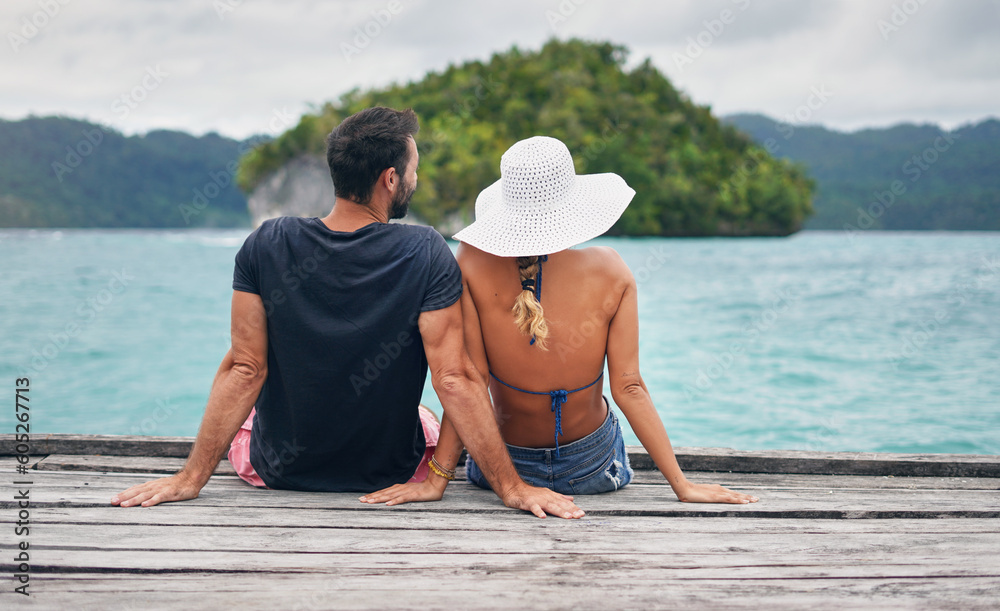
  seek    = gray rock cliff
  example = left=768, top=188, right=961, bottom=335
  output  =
left=247, top=155, right=335, bottom=227
left=246, top=154, right=468, bottom=233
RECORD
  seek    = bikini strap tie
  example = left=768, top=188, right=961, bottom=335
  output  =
left=488, top=370, right=603, bottom=458
left=548, top=389, right=568, bottom=456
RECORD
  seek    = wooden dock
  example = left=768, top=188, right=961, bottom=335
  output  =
left=2, top=435, right=999, bottom=609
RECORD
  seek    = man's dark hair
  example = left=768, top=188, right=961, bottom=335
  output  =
left=325, top=107, right=419, bottom=205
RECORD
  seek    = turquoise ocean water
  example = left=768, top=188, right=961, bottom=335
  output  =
left=1, top=229, right=997, bottom=454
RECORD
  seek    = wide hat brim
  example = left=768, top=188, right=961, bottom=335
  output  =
left=453, top=172, right=635, bottom=257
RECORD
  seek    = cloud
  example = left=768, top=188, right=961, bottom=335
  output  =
left=1, top=0, right=996, bottom=138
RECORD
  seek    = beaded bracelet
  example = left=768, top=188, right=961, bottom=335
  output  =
left=427, top=455, right=455, bottom=481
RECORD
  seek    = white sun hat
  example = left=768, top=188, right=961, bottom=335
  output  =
left=452, top=136, right=635, bottom=257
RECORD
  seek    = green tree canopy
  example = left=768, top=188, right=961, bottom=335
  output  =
left=238, top=39, right=814, bottom=236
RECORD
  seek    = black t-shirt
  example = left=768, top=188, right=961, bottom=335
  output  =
left=232, top=216, right=462, bottom=491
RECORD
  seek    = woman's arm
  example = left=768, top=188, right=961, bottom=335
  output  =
left=606, top=267, right=758, bottom=504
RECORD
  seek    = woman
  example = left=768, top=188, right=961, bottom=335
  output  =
left=362, top=136, right=758, bottom=506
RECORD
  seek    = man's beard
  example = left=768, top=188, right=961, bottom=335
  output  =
left=389, top=178, right=415, bottom=220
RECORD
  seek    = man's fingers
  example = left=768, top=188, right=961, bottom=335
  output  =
left=120, top=490, right=154, bottom=507
left=112, top=480, right=158, bottom=505
left=552, top=501, right=585, bottom=519
left=543, top=491, right=584, bottom=518
left=141, top=494, right=164, bottom=507
left=523, top=496, right=584, bottom=519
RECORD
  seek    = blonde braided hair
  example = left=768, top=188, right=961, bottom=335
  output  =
left=512, top=256, right=550, bottom=350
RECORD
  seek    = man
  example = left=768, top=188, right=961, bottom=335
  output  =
left=111, top=107, right=584, bottom=519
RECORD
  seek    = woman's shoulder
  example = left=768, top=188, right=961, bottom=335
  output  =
left=567, top=246, right=633, bottom=279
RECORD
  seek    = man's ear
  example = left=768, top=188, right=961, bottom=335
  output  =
left=381, top=166, right=397, bottom=194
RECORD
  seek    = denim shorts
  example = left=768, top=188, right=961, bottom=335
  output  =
left=466, top=403, right=633, bottom=495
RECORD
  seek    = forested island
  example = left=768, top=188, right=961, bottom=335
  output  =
left=238, top=39, right=815, bottom=236
left=2, top=39, right=996, bottom=233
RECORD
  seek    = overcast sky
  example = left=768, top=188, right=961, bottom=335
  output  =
left=2, top=0, right=998, bottom=139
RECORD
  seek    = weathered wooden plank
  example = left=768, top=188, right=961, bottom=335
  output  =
left=30, top=453, right=1000, bottom=490
left=20, top=522, right=1000, bottom=561
left=34, top=454, right=236, bottom=476
left=6, top=472, right=1000, bottom=518
left=4, top=434, right=999, bottom=476
left=19, top=507, right=1000, bottom=536
left=15, top=548, right=1000, bottom=579
left=1, top=434, right=196, bottom=458
left=17, top=572, right=1000, bottom=611
left=626, top=446, right=1000, bottom=477
left=627, top=470, right=1000, bottom=490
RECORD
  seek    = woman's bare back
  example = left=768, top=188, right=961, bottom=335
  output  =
left=458, top=243, right=631, bottom=448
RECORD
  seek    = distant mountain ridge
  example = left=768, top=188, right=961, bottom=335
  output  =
left=723, top=113, right=1000, bottom=230
left=0, top=116, right=252, bottom=228
left=3, top=107, right=995, bottom=232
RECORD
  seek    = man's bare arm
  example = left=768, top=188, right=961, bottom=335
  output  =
left=111, top=290, right=269, bottom=507
left=417, top=301, right=584, bottom=519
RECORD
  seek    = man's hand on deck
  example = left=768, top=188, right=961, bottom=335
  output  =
left=502, top=483, right=585, bottom=519
left=111, top=472, right=202, bottom=508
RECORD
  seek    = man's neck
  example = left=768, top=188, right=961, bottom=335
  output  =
left=322, top=197, right=389, bottom=233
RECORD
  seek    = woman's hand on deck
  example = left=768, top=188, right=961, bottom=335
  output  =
left=111, top=472, right=202, bottom=507
left=360, top=475, right=449, bottom=506
left=674, top=481, right=758, bottom=504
